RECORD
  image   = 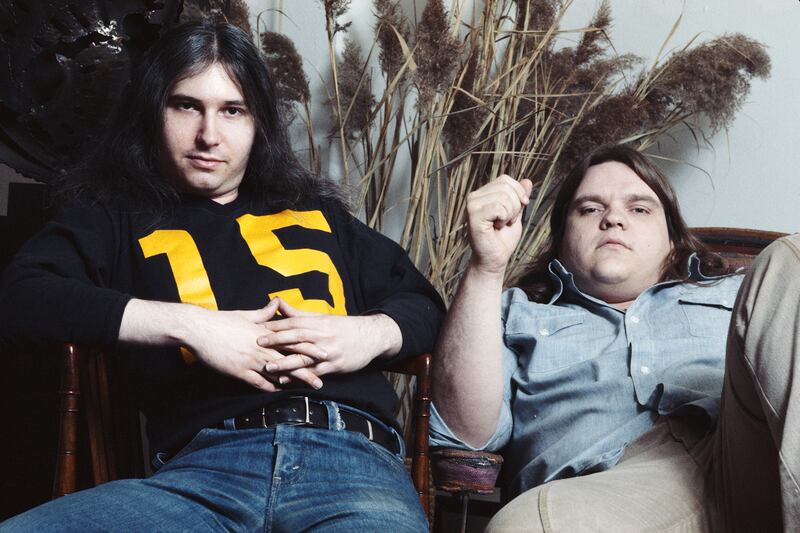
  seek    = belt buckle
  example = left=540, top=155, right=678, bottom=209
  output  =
left=260, top=407, right=267, bottom=429
left=283, top=396, right=314, bottom=427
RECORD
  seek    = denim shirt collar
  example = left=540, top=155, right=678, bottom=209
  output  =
left=546, top=253, right=713, bottom=306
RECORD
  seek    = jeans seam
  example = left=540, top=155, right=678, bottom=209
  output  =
left=264, top=433, right=282, bottom=533
left=778, top=449, right=800, bottom=496
left=538, top=484, right=552, bottom=533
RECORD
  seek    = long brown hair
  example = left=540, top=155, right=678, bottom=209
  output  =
left=58, top=21, right=345, bottom=214
left=514, top=144, right=724, bottom=302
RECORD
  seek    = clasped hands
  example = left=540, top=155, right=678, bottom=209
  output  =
left=188, top=297, right=400, bottom=393
left=258, top=297, right=400, bottom=390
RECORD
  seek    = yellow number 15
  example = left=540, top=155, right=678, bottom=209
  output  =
left=138, top=209, right=347, bottom=362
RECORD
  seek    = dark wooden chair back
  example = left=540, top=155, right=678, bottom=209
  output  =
left=53, top=345, right=143, bottom=498
left=692, top=227, right=787, bottom=272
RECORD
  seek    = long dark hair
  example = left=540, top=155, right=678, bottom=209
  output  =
left=57, top=21, right=343, bottom=213
left=515, top=144, right=724, bottom=302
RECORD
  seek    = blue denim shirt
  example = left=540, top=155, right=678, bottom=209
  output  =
left=430, top=256, right=743, bottom=496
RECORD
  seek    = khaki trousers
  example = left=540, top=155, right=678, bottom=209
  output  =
left=487, top=235, right=800, bottom=532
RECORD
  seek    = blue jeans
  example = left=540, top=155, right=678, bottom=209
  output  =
left=1, top=403, right=427, bottom=532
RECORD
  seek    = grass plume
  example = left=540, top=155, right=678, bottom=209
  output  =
left=335, top=39, right=376, bottom=138
left=413, top=0, right=461, bottom=111
left=261, top=31, right=310, bottom=109
left=374, top=0, right=411, bottom=86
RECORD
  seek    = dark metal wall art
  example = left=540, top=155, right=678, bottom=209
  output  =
left=0, top=1, right=181, bottom=182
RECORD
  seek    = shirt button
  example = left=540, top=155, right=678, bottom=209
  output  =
left=722, top=299, right=729, bottom=306
left=539, top=328, right=550, bottom=336
left=629, top=315, right=640, bottom=324
left=640, top=366, right=651, bottom=375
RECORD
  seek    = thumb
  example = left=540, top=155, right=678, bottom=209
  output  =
left=246, top=298, right=281, bottom=323
left=520, top=178, right=533, bottom=198
left=276, top=297, right=312, bottom=318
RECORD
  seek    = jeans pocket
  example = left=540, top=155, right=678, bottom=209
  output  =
left=151, top=451, right=169, bottom=471
left=151, top=427, right=214, bottom=471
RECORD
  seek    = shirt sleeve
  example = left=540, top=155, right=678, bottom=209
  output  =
left=428, top=288, right=521, bottom=452
left=329, top=204, right=445, bottom=365
left=0, top=201, right=131, bottom=348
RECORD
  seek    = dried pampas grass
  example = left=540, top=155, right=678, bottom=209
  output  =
left=188, top=0, right=771, bottom=437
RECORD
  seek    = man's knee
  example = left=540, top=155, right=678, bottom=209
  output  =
left=748, top=234, right=800, bottom=284
left=486, top=485, right=546, bottom=533
left=486, top=447, right=708, bottom=533
left=731, top=234, right=800, bottom=368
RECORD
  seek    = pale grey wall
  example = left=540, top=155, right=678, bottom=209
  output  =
left=560, top=0, right=798, bottom=232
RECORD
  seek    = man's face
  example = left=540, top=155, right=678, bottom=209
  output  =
left=558, top=161, right=673, bottom=307
left=159, top=62, right=256, bottom=204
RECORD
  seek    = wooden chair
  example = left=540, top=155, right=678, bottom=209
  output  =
left=52, top=348, right=434, bottom=519
left=430, top=227, right=788, bottom=533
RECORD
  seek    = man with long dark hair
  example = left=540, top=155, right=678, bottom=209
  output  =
left=430, top=144, right=799, bottom=531
left=0, top=21, right=441, bottom=531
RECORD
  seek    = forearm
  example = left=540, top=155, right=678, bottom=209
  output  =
left=433, top=261, right=506, bottom=448
left=118, top=298, right=203, bottom=347
left=370, top=313, right=404, bottom=360
left=336, top=202, right=444, bottom=362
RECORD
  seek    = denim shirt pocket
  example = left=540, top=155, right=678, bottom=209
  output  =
left=506, top=312, right=587, bottom=373
left=678, top=293, right=734, bottom=337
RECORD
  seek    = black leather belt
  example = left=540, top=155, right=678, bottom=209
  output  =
left=219, top=397, right=401, bottom=455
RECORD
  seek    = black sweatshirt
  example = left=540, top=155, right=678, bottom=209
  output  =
left=0, top=193, right=444, bottom=456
